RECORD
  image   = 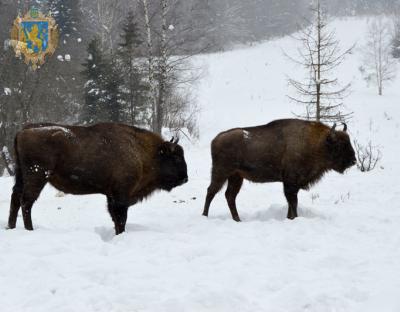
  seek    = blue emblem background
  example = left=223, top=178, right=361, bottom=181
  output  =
left=21, top=21, right=49, bottom=53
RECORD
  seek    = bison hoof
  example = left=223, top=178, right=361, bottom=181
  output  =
left=202, top=213, right=208, bottom=217
left=287, top=215, right=297, bottom=220
left=233, top=216, right=241, bottom=222
left=24, top=225, right=34, bottom=231
left=6, top=225, right=16, bottom=230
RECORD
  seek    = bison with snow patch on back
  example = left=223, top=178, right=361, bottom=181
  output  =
left=203, top=119, right=356, bottom=221
left=7, top=123, right=188, bottom=235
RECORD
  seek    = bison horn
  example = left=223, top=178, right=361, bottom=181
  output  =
left=169, top=136, right=179, bottom=144
left=330, top=123, right=337, bottom=132
left=342, top=122, right=347, bottom=132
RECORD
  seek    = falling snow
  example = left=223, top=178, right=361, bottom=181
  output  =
left=4, top=87, right=11, bottom=95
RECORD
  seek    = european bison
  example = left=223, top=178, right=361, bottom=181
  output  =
left=8, top=123, right=188, bottom=234
left=203, top=119, right=356, bottom=221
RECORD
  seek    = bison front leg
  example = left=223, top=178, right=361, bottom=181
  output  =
left=20, top=176, right=47, bottom=231
left=283, top=183, right=299, bottom=220
left=107, top=197, right=129, bottom=235
left=8, top=166, right=24, bottom=229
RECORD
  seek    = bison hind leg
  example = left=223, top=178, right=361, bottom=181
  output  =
left=225, top=174, right=243, bottom=222
left=283, top=183, right=299, bottom=220
left=202, top=173, right=228, bottom=218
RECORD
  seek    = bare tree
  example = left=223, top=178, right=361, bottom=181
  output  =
left=139, top=0, right=159, bottom=132
left=287, top=0, right=353, bottom=122
left=157, top=0, right=169, bottom=135
left=137, top=0, right=201, bottom=136
left=163, top=88, right=199, bottom=138
left=361, top=17, right=397, bottom=96
left=82, top=0, right=125, bottom=53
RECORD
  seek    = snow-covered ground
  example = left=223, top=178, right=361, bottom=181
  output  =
left=1, top=18, right=400, bottom=311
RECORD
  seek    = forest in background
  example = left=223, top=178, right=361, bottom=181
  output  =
left=0, top=0, right=399, bottom=174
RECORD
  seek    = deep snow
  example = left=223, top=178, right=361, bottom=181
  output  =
left=1, top=18, right=400, bottom=312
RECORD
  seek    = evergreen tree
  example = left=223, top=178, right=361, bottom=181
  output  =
left=102, top=57, right=124, bottom=123
left=47, top=0, right=86, bottom=123
left=120, top=11, right=143, bottom=51
left=392, top=19, right=400, bottom=59
left=81, top=38, right=106, bottom=124
left=118, top=11, right=149, bottom=126
left=82, top=38, right=124, bottom=124
left=48, top=0, right=82, bottom=45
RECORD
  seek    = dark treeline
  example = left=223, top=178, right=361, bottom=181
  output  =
left=0, top=0, right=399, bottom=174
left=327, top=0, right=400, bottom=15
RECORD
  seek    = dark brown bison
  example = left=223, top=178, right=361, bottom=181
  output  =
left=7, top=123, right=188, bottom=234
left=203, top=119, right=356, bottom=221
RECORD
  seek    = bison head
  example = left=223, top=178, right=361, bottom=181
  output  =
left=326, top=123, right=357, bottom=173
left=158, top=138, right=188, bottom=191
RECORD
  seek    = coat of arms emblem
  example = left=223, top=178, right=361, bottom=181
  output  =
left=10, top=8, right=59, bottom=70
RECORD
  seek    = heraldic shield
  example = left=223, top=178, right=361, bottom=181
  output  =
left=10, top=8, right=59, bottom=70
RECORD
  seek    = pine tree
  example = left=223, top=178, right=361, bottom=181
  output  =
left=47, top=0, right=86, bottom=123
left=48, top=0, right=82, bottom=45
left=120, top=11, right=143, bottom=51
left=48, top=0, right=85, bottom=62
left=118, top=11, right=149, bottom=126
left=102, top=57, right=124, bottom=123
left=392, top=18, right=400, bottom=59
left=81, top=38, right=106, bottom=124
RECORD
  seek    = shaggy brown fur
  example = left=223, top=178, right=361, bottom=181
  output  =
left=203, top=119, right=356, bottom=221
left=8, top=123, right=188, bottom=234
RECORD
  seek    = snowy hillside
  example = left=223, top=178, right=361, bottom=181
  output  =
left=1, top=18, right=400, bottom=311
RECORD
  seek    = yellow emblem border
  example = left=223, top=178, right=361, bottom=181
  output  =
left=10, top=10, right=59, bottom=70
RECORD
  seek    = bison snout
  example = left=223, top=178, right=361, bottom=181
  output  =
left=182, top=176, right=188, bottom=184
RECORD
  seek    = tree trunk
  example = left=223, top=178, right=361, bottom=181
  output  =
left=140, top=0, right=159, bottom=133
left=316, top=0, right=321, bottom=122
left=157, top=0, right=169, bottom=135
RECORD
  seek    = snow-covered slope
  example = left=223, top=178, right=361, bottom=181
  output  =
left=1, top=18, right=400, bottom=312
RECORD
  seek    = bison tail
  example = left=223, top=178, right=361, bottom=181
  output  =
left=12, top=134, right=24, bottom=193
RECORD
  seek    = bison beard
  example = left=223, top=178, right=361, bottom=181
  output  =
left=203, top=119, right=356, bottom=221
left=7, top=123, right=188, bottom=235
